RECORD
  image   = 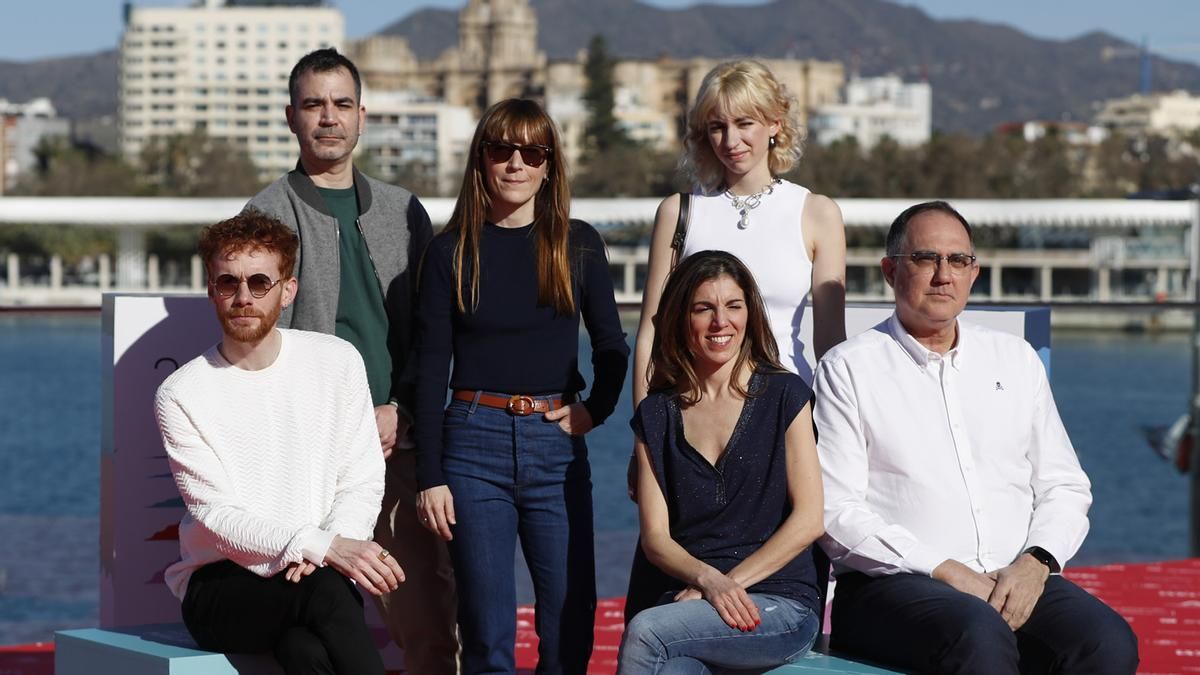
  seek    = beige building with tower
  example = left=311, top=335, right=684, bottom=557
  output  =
left=350, top=0, right=844, bottom=172
left=118, top=0, right=343, bottom=177
left=350, top=0, right=547, bottom=114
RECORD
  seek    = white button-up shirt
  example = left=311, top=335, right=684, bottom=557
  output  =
left=814, top=314, right=1092, bottom=577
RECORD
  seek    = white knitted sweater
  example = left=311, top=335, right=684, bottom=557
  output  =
left=154, top=328, right=384, bottom=599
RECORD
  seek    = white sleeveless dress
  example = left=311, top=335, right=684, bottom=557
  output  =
left=680, top=179, right=817, bottom=384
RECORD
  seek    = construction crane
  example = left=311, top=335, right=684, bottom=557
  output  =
left=1101, top=38, right=1154, bottom=94
left=1102, top=37, right=1200, bottom=94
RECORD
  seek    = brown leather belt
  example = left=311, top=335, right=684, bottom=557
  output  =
left=452, top=390, right=565, bottom=416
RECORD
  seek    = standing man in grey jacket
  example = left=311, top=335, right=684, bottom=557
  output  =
left=245, top=47, right=457, bottom=674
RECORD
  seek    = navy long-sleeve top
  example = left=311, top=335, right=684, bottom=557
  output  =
left=414, top=219, right=630, bottom=489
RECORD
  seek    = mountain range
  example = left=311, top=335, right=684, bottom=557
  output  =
left=3, top=0, right=1200, bottom=135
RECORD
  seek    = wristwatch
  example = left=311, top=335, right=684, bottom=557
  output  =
left=1023, top=546, right=1061, bottom=574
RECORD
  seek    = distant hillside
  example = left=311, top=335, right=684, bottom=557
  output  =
left=380, top=0, right=1200, bottom=133
left=0, top=50, right=118, bottom=122
left=4, top=0, right=1200, bottom=135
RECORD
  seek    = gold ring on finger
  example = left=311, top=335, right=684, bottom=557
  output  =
left=378, top=549, right=391, bottom=562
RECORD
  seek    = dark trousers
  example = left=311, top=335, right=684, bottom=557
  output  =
left=830, top=572, right=1138, bottom=675
left=182, top=560, right=384, bottom=675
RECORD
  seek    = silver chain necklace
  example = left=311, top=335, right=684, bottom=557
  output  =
left=723, top=177, right=781, bottom=229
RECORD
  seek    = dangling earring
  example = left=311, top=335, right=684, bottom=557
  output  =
left=769, top=136, right=776, bottom=149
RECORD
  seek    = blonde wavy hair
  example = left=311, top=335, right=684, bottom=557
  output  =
left=680, top=60, right=805, bottom=192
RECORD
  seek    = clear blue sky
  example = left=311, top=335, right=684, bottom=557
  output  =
left=3, top=0, right=1199, bottom=66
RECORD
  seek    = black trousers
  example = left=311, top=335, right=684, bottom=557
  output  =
left=830, top=572, right=1139, bottom=675
left=182, top=560, right=384, bottom=675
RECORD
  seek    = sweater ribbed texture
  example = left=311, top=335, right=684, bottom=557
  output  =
left=154, top=329, right=384, bottom=599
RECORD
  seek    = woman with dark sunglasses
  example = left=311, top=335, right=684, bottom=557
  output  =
left=413, top=98, right=629, bottom=674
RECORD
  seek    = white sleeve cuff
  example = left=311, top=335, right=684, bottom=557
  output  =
left=297, top=527, right=336, bottom=566
left=904, top=545, right=948, bottom=577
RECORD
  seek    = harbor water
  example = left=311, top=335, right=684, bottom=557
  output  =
left=0, top=310, right=1191, bottom=645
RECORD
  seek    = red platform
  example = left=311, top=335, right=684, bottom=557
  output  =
left=4, top=559, right=1199, bottom=674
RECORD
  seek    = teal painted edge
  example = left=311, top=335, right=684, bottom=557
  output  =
left=57, top=628, right=213, bottom=659
left=771, top=649, right=900, bottom=673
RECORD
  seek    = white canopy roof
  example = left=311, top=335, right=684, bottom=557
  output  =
left=0, top=197, right=1193, bottom=229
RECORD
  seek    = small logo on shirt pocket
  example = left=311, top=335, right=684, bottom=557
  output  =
left=995, top=381, right=1004, bottom=391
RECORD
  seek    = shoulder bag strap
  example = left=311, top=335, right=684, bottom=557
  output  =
left=669, top=191, right=690, bottom=270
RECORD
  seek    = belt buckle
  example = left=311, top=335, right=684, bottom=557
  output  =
left=507, top=395, right=535, bottom=416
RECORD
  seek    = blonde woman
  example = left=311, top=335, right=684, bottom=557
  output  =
left=627, top=59, right=846, bottom=620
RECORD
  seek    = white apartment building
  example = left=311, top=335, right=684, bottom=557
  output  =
left=0, top=97, right=70, bottom=194
left=1095, top=90, right=1200, bottom=139
left=119, top=0, right=343, bottom=178
left=360, top=91, right=475, bottom=196
left=809, top=75, right=932, bottom=149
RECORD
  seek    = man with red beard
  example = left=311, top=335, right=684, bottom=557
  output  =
left=154, top=210, right=403, bottom=674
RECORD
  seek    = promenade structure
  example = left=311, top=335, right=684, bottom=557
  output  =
left=1, top=197, right=1193, bottom=324
left=809, top=75, right=932, bottom=149
left=0, top=98, right=70, bottom=195
left=118, top=0, right=343, bottom=177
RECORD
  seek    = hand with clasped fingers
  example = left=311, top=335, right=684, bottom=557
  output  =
left=322, top=535, right=405, bottom=596
left=987, top=554, right=1050, bottom=630
left=677, top=566, right=762, bottom=633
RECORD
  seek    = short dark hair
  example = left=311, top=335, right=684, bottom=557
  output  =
left=885, top=200, right=973, bottom=256
left=288, top=47, right=361, bottom=105
left=199, top=209, right=299, bottom=277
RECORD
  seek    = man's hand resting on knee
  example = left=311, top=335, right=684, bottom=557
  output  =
left=324, top=535, right=405, bottom=596
left=932, top=559, right=997, bottom=603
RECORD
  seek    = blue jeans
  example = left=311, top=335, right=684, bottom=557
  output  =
left=442, top=395, right=596, bottom=674
left=618, top=593, right=819, bottom=674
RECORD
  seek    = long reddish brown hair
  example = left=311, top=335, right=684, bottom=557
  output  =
left=649, top=250, right=783, bottom=404
left=444, top=99, right=574, bottom=314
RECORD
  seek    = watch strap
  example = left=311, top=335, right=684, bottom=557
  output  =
left=1023, top=546, right=1061, bottom=573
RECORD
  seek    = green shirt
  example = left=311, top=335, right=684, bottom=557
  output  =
left=317, top=186, right=392, bottom=406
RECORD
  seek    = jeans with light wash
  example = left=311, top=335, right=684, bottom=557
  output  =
left=442, top=395, right=596, bottom=674
left=618, top=593, right=819, bottom=674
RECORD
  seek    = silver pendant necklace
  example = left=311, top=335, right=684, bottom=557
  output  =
left=723, top=177, right=781, bottom=229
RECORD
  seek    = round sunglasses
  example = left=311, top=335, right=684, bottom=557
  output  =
left=210, top=273, right=285, bottom=298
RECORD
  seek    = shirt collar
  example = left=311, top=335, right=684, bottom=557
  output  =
left=887, top=312, right=967, bottom=370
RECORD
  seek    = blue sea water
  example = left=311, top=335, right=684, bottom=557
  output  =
left=0, top=311, right=1191, bottom=644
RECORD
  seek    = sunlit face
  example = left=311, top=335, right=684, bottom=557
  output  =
left=482, top=134, right=550, bottom=213
left=882, top=210, right=979, bottom=337
left=285, top=66, right=364, bottom=168
left=687, top=274, right=749, bottom=371
left=705, top=107, right=780, bottom=180
left=207, top=247, right=296, bottom=344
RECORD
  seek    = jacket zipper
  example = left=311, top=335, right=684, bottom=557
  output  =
left=356, top=217, right=386, bottom=297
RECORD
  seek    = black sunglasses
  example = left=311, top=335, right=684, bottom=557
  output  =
left=210, top=273, right=284, bottom=298
left=481, top=141, right=552, bottom=168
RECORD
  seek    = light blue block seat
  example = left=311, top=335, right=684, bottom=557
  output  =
left=55, top=624, right=282, bottom=675
left=768, top=636, right=901, bottom=673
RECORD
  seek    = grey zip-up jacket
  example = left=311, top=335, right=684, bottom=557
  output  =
left=245, top=165, right=433, bottom=411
